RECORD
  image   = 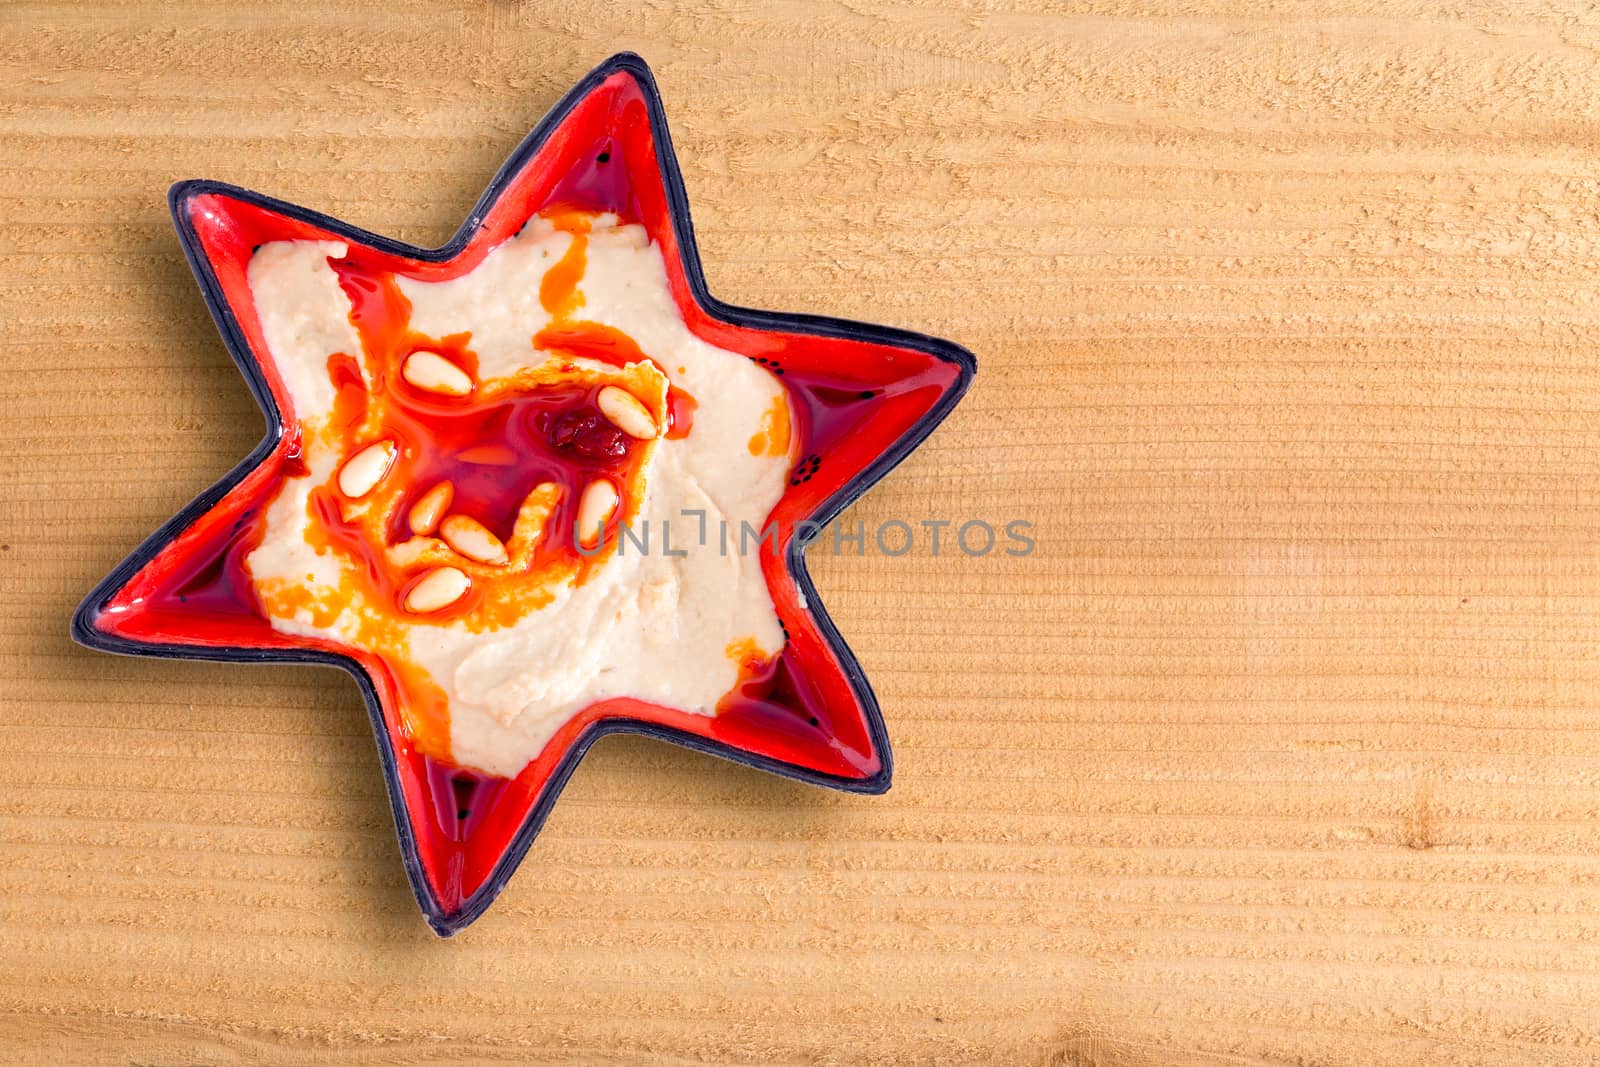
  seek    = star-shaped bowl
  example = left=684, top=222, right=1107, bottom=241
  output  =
left=72, top=52, right=974, bottom=935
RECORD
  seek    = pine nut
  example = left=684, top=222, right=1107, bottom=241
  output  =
left=509, top=482, right=560, bottom=563
left=440, top=514, right=509, bottom=565
left=576, top=479, right=620, bottom=547
left=337, top=440, right=396, bottom=499
left=407, top=481, right=454, bottom=536
left=403, top=566, right=470, bottom=613
left=596, top=385, right=658, bottom=439
left=402, top=350, right=474, bottom=396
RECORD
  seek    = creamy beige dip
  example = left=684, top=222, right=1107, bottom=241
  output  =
left=243, top=215, right=791, bottom=777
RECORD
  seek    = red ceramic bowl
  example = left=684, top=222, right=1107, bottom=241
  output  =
left=72, top=52, right=975, bottom=935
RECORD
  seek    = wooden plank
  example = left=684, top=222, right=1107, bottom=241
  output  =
left=5, top=2, right=1600, bottom=1062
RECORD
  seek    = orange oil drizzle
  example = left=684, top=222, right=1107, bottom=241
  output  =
left=746, top=393, right=792, bottom=458
left=539, top=209, right=591, bottom=318
left=725, top=636, right=767, bottom=670
left=665, top=387, right=697, bottom=440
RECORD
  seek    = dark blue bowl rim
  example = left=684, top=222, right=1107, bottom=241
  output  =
left=69, top=51, right=976, bottom=937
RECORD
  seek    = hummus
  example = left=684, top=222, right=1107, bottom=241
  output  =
left=242, top=213, right=793, bottom=777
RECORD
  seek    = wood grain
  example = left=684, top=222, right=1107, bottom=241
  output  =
left=7, top=1, right=1600, bottom=1063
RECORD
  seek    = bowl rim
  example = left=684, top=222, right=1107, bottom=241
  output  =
left=70, top=50, right=977, bottom=936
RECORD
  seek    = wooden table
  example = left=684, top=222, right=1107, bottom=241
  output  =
left=8, top=3, right=1600, bottom=1063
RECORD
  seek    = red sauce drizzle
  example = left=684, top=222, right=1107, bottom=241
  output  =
left=535, top=320, right=698, bottom=438
left=325, top=353, right=366, bottom=428
left=665, top=385, right=697, bottom=440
